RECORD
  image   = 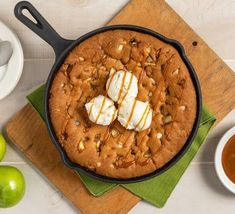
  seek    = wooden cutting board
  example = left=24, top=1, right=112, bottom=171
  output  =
left=5, top=0, right=235, bottom=213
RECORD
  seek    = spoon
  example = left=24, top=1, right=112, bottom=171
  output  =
left=0, top=41, right=13, bottom=80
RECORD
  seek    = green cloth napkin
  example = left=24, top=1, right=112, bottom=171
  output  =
left=27, top=85, right=216, bottom=207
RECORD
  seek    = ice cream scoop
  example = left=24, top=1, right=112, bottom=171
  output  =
left=118, top=99, right=152, bottom=132
left=106, top=69, right=138, bottom=104
left=85, top=95, right=117, bottom=126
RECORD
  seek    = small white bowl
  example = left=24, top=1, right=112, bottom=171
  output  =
left=215, top=127, right=235, bottom=194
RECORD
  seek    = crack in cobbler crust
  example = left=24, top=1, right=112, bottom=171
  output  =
left=49, top=30, right=196, bottom=179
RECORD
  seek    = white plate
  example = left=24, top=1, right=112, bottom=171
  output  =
left=215, top=127, right=235, bottom=194
left=0, top=20, right=24, bottom=100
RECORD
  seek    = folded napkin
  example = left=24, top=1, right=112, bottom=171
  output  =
left=27, top=85, right=216, bottom=207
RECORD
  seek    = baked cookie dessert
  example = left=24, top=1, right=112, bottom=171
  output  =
left=49, top=29, right=197, bottom=179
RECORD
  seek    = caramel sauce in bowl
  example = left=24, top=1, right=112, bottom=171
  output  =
left=222, top=135, right=235, bottom=183
left=215, top=127, right=235, bottom=194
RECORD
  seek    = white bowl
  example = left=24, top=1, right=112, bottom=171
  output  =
left=215, top=126, right=235, bottom=194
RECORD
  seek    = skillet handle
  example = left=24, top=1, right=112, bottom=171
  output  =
left=14, top=1, right=73, bottom=59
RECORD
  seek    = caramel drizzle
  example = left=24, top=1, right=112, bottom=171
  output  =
left=125, top=99, right=137, bottom=128
left=135, top=104, right=149, bottom=129
left=117, top=71, right=127, bottom=102
left=103, top=126, right=110, bottom=142
left=138, top=69, right=144, bottom=83
left=138, top=159, right=150, bottom=166
left=106, top=71, right=116, bottom=91
left=123, top=132, right=133, bottom=149
left=118, top=160, right=135, bottom=168
left=140, top=106, right=151, bottom=130
left=88, top=98, right=95, bottom=117
left=111, top=108, right=117, bottom=123
left=119, top=72, right=134, bottom=106
left=118, top=132, right=136, bottom=168
left=95, top=96, right=106, bottom=123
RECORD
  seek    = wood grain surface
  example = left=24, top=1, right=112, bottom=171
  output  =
left=5, top=0, right=235, bottom=213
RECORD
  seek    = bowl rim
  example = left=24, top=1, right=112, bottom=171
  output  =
left=215, top=126, right=235, bottom=194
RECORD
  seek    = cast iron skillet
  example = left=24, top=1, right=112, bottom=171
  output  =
left=14, top=1, right=202, bottom=183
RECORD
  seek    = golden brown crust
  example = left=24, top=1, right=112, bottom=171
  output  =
left=49, top=30, right=197, bottom=178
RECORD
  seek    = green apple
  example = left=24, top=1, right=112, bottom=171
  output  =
left=0, top=134, right=6, bottom=161
left=0, top=166, right=25, bottom=208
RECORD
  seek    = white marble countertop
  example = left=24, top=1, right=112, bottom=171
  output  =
left=0, top=0, right=235, bottom=213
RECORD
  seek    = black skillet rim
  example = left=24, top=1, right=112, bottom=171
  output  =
left=44, top=25, right=202, bottom=184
